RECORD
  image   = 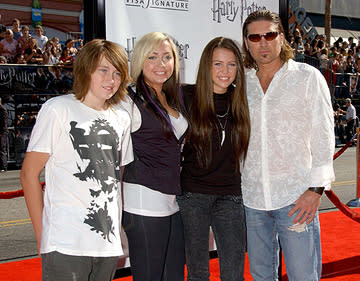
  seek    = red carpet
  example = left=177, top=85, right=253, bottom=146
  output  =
left=1, top=210, right=359, bottom=281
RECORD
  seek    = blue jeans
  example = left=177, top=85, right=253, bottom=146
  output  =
left=122, top=211, right=184, bottom=281
left=245, top=205, right=321, bottom=281
left=41, top=251, right=118, bottom=281
left=177, top=192, right=246, bottom=281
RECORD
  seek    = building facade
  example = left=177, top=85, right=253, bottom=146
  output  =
left=0, top=0, right=83, bottom=42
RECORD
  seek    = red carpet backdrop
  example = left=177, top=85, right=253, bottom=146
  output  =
left=0, top=210, right=359, bottom=281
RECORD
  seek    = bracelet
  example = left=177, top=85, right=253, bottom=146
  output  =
left=308, top=187, right=325, bottom=196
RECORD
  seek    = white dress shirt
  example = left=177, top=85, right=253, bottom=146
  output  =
left=242, top=59, right=335, bottom=210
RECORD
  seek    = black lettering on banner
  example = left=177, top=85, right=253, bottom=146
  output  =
left=125, top=37, right=190, bottom=61
left=212, top=0, right=266, bottom=24
left=125, top=0, right=189, bottom=11
left=175, top=40, right=190, bottom=59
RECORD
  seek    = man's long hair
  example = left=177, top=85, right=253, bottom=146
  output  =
left=242, top=10, right=294, bottom=69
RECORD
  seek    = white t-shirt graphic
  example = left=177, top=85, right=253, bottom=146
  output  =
left=27, top=94, right=133, bottom=257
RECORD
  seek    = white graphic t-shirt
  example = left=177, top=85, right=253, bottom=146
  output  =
left=27, top=94, right=133, bottom=257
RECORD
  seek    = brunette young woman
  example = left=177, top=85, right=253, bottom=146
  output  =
left=177, top=37, right=250, bottom=281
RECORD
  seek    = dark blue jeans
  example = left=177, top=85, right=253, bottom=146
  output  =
left=122, top=211, right=184, bottom=281
left=177, top=192, right=246, bottom=281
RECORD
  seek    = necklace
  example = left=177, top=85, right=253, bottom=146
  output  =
left=216, top=105, right=230, bottom=146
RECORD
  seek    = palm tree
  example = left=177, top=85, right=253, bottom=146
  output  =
left=325, top=0, right=332, bottom=46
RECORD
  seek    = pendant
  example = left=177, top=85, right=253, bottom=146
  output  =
left=221, top=129, right=225, bottom=146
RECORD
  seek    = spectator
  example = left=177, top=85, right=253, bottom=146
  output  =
left=343, top=56, right=355, bottom=98
left=293, top=28, right=300, bottom=38
left=49, top=37, right=62, bottom=58
left=334, top=103, right=346, bottom=145
left=342, top=41, right=349, bottom=52
left=344, top=55, right=354, bottom=74
left=77, top=38, right=84, bottom=51
left=23, top=38, right=43, bottom=64
left=0, top=97, right=8, bottom=172
left=43, top=42, right=58, bottom=65
left=333, top=40, right=340, bottom=51
left=339, top=98, right=357, bottom=143
left=340, top=47, right=347, bottom=58
left=0, top=55, right=7, bottom=64
left=33, top=25, right=48, bottom=51
left=304, top=42, right=312, bottom=56
left=14, top=53, right=26, bottom=64
left=310, top=39, right=321, bottom=58
left=11, top=18, right=22, bottom=40
left=335, top=53, right=346, bottom=98
left=14, top=129, right=25, bottom=167
left=319, top=34, right=329, bottom=48
left=18, top=25, right=32, bottom=53
left=328, top=52, right=339, bottom=86
left=0, top=14, right=6, bottom=40
left=288, top=34, right=295, bottom=50
left=0, top=29, right=18, bottom=62
left=348, top=37, right=356, bottom=51
left=355, top=46, right=360, bottom=57
left=64, top=38, right=79, bottom=57
left=329, top=46, right=336, bottom=57
left=353, top=56, right=360, bottom=73
left=319, top=48, right=329, bottom=75
left=347, top=48, right=355, bottom=61
left=317, top=39, right=325, bottom=52
left=59, top=47, right=74, bottom=66
left=294, top=36, right=305, bottom=61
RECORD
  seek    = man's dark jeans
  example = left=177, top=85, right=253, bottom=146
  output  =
left=346, top=119, right=355, bottom=143
left=177, top=192, right=246, bottom=281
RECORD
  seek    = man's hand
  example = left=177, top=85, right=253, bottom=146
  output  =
left=288, top=190, right=321, bottom=224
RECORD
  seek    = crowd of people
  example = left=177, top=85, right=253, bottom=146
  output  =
left=287, top=28, right=359, bottom=146
left=0, top=16, right=82, bottom=66
left=289, top=28, right=360, bottom=99
left=1, top=15, right=359, bottom=101
left=16, top=9, right=337, bottom=281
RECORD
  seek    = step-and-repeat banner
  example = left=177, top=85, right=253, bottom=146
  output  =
left=106, top=0, right=279, bottom=83
left=105, top=0, right=279, bottom=267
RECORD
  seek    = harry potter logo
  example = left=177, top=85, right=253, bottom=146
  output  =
left=0, top=67, right=36, bottom=88
left=212, top=0, right=266, bottom=24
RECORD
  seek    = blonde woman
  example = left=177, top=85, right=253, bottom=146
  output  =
left=121, top=32, right=188, bottom=281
